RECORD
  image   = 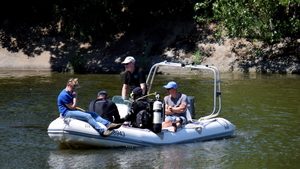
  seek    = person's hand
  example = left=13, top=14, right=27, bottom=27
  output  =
left=73, top=91, right=78, bottom=98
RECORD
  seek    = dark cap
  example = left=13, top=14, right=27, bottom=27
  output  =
left=98, top=91, right=108, bottom=96
left=132, top=87, right=143, bottom=100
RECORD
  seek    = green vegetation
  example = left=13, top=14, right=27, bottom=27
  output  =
left=1, top=1, right=299, bottom=44
left=194, top=0, right=300, bottom=43
left=69, top=54, right=87, bottom=73
left=0, top=0, right=195, bottom=43
left=1, top=0, right=299, bottom=45
left=192, top=51, right=203, bottom=65
left=0, top=0, right=299, bottom=73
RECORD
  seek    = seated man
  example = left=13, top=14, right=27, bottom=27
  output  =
left=125, top=87, right=153, bottom=129
left=131, top=87, right=148, bottom=114
left=88, top=91, right=123, bottom=123
left=57, top=78, right=121, bottom=137
left=162, top=81, right=187, bottom=132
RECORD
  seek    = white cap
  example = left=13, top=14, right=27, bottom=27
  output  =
left=121, top=56, right=135, bottom=64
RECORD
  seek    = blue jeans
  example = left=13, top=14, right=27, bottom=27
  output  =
left=64, top=110, right=111, bottom=133
left=165, top=115, right=187, bottom=124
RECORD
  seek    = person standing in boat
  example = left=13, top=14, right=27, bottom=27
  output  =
left=57, top=78, right=121, bottom=137
left=121, top=56, right=147, bottom=97
left=162, top=81, right=188, bottom=132
left=88, top=91, right=123, bottom=123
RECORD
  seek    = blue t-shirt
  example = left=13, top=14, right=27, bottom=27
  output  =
left=57, top=89, right=74, bottom=117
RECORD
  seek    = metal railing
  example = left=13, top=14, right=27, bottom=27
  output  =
left=146, top=61, right=222, bottom=121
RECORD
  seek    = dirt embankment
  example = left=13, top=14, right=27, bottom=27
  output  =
left=0, top=22, right=299, bottom=74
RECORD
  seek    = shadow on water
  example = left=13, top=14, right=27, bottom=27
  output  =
left=7, top=125, right=47, bottom=130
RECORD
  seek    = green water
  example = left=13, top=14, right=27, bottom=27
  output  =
left=0, top=71, right=299, bottom=169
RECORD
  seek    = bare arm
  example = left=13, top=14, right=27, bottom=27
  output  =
left=65, top=91, right=78, bottom=110
left=122, top=84, right=128, bottom=97
left=140, top=83, right=147, bottom=95
left=165, top=103, right=187, bottom=115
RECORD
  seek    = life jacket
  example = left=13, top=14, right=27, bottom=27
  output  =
left=89, top=98, right=109, bottom=119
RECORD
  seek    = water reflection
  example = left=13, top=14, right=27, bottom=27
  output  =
left=47, top=140, right=231, bottom=169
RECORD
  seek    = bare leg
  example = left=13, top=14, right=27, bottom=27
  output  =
left=162, top=118, right=172, bottom=128
left=175, top=117, right=183, bottom=128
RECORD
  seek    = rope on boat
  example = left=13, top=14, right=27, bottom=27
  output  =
left=134, top=92, right=157, bottom=102
left=76, top=107, right=85, bottom=111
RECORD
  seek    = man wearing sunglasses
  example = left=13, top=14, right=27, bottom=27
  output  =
left=162, top=81, right=187, bottom=132
left=121, top=56, right=147, bottom=97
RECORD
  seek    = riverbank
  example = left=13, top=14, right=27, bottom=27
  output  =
left=1, top=42, right=299, bottom=74
left=0, top=22, right=299, bottom=74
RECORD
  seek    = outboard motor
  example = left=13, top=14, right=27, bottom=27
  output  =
left=153, top=94, right=162, bottom=133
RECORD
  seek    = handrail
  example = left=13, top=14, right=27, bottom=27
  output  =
left=146, top=61, right=222, bottom=121
left=199, top=66, right=222, bottom=120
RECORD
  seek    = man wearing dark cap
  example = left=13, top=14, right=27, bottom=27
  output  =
left=88, top=91, right=123, bottom=123
left=121, top=56, right=147, bottom=97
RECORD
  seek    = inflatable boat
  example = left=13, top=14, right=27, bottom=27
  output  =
left=47, top=61, right=236, bottom=148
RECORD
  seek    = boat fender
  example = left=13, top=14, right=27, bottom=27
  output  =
left=153, top=100, right=162, bottom=133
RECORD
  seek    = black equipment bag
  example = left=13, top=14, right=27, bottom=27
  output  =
left=134, top=109, right=153, bottom=129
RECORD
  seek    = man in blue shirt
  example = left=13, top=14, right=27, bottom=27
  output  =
left=57, top=78, right=121, bottom=137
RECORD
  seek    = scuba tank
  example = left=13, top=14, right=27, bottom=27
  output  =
left=152, top=94, right=163, bottom=133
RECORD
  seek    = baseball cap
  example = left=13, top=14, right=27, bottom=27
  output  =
left=121, top=56, right=135, bottom=64
left=163, top=81, right=178, bottom=89
left=98, top=91, right=108, bottom=96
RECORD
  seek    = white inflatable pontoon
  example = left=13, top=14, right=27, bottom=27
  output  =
left=48, top=61, right=236, bottom=148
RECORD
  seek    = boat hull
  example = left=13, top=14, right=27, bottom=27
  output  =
left=47, top=117, right=235, bottom=148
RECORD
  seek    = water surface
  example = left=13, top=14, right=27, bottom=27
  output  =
left=0, top=70, right=299, bottom=169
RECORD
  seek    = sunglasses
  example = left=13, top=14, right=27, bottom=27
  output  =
left=166, top=88, right=173, bottom=90
left=124, top=62, right=131, bottom=66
